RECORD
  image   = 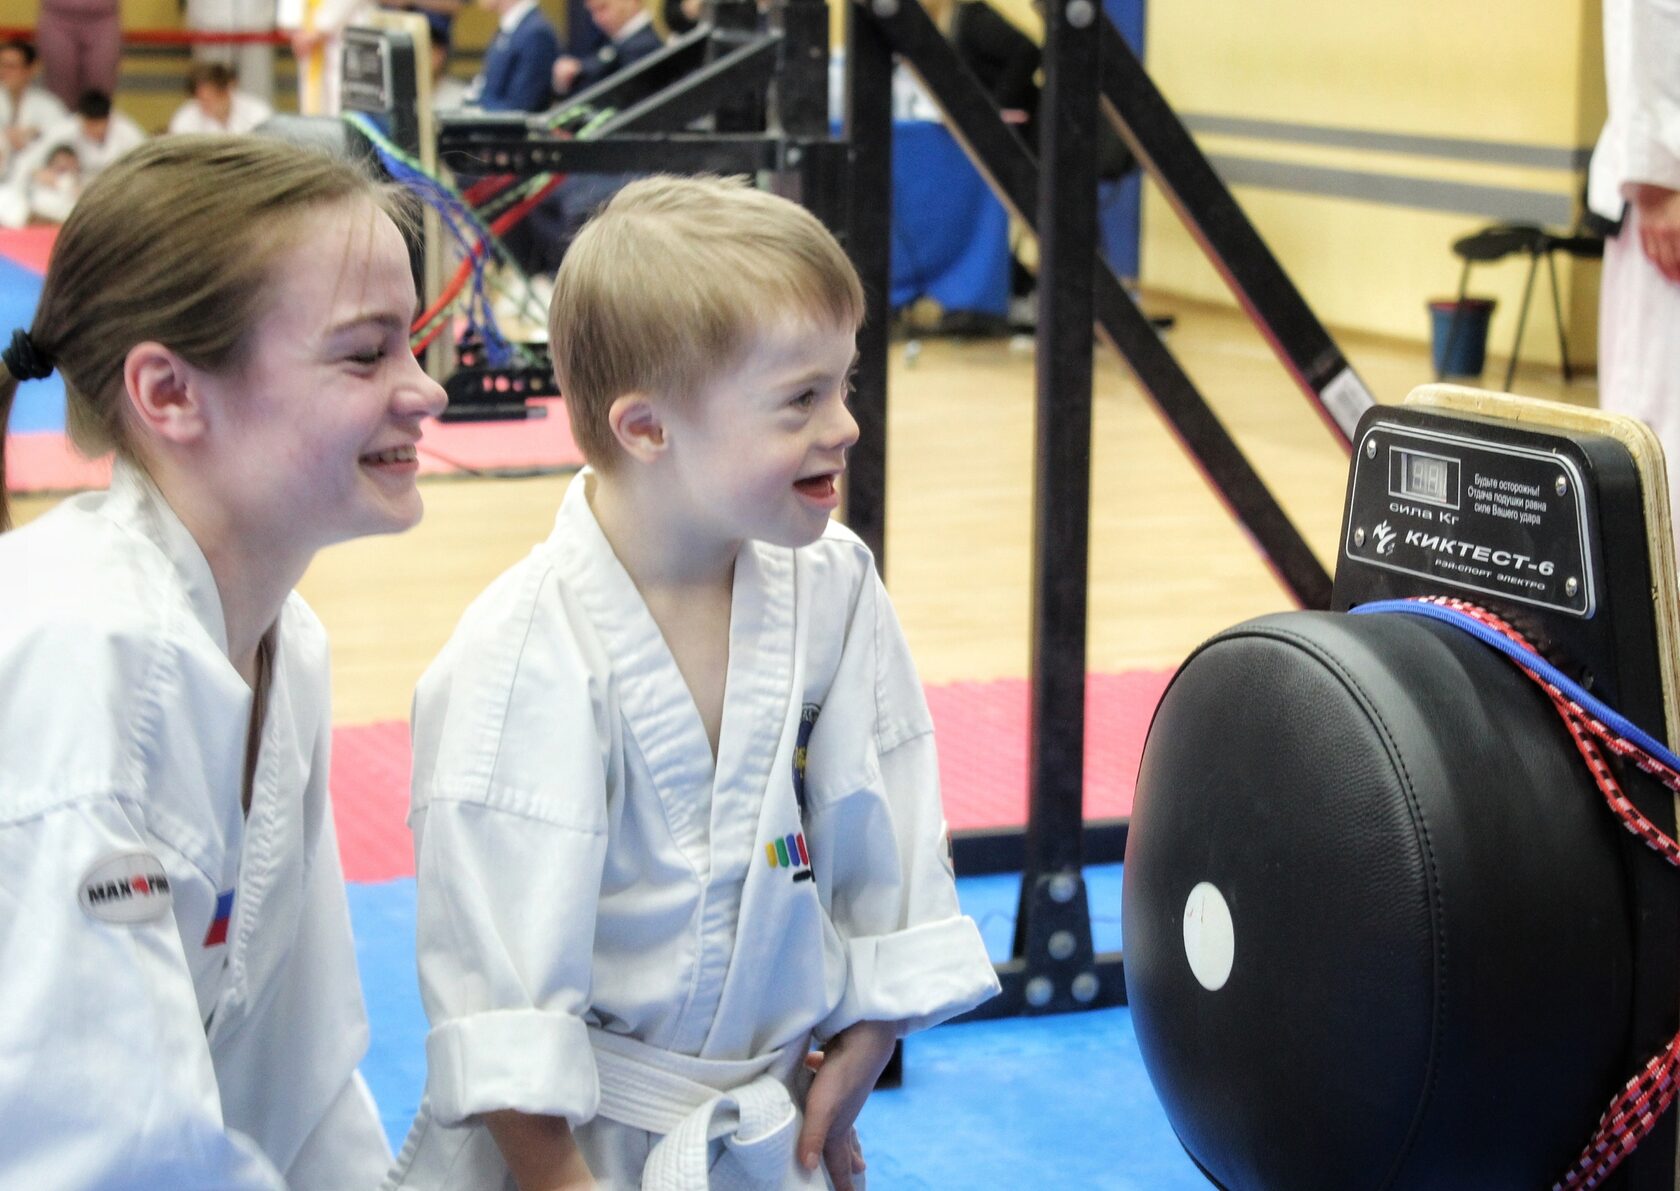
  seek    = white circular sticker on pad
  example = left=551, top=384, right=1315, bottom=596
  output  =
left=1182, top=881, right=1235, bottom=991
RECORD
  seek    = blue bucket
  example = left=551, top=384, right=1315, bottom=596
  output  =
left=1428, top=297, right=1496, bottom=378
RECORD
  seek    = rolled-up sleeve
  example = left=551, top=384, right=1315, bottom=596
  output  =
left=413, top=798, right=608, bottom=1126
left=409, top=569, right=614, bottom=1129
left=814, top=574, right=999, bottom=1040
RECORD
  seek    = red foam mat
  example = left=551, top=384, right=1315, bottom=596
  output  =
left=0, top=226, right=54, bottom=274
left=414, top=399, right=585, bottom=474
left=330, top=720, right=420, bottom=885
left=5, top=435, right=112, bottom=494
left=330, top=669, right=1173, bottom=882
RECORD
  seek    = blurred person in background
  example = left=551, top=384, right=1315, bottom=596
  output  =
left=1592, top=0, right=1680, bottom=531
left=0, top=39, right=68, bottom=182
left=168, top=62, right=273, bottom=134
left=35, top=0, right=121, bottom=109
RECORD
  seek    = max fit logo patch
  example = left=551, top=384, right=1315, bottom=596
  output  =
left=79, top=851, right=173, bottom=924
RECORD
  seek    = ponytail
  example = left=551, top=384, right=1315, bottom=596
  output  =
left=0, top=327, right=53, bottom=533
left=0, top=322, right=58, bottom=530
left=0, top=363, right=16, bottom=532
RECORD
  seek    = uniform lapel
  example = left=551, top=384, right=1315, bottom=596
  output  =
left=208, top=623, right=312, bottom=1043
left=556, top=475, right=718, bottom=866
left=707, top=542, right=796, bottom=884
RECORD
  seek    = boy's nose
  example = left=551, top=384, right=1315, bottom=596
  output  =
left=827, top=399, right=860, bottom=451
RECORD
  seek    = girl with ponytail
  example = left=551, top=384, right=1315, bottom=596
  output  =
left=0, top=134, right=446, bottom=1187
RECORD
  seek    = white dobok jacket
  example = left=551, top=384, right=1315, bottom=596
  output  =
left=1589, top=0, right=1680, bottom=222
left=0, top=462, right=391, bottom=1189
left=388, top=471, right=999, bottom=1189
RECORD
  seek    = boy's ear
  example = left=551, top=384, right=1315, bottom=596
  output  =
left=123, top=341, right=208, bottom=447
left=607, top=392, right=667, bottom=463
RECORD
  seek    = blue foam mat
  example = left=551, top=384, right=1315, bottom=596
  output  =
left=347, top=866, right=1204, bottom=1185
left=0, top=256, right=66, bottom=435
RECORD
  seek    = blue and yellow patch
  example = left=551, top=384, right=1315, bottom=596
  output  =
left=792, top=702, right=819, bottom=815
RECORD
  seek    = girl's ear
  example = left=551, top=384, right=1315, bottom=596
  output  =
left=123, top=341, right=208, bottom=446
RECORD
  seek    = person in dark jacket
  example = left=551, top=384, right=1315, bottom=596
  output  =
left=473, top=0, right=561, bottom=113
left=550, top=0, right=662, bottom=98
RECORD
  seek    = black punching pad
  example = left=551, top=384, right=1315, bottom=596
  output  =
left=1123, top=611, right=1635, bottom=1190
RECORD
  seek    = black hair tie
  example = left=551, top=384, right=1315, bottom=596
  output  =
left=2, top=329, right=53, bottom=382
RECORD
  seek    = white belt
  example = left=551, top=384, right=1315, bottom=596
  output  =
left=588, top=1027, right=808, bottom=1190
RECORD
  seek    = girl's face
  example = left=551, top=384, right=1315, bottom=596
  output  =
left=197, top=199, right=447, bottom=560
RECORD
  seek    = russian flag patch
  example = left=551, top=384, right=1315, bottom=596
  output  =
left=203, top=889, right=234, bottom=947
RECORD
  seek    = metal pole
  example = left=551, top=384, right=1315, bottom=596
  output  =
left=1010, top=0, right=1103, bottom=1015
left=841, top=0, right=894, bottom=567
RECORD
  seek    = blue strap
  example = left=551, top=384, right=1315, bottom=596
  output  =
left=1349, top=598, right=1680, bottom=773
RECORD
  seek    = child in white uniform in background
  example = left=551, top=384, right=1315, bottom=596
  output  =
left=23, top=141, right=79, bottom=223
left=0, top=136, right=448, bottom=1188
left=387, top=175, right=999, bottom=1191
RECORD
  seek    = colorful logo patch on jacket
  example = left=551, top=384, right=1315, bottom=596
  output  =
left=203, top=889, right=235, bottom=948
left=78, top=851, right=173, bottom=924
left=792, top=702, right=819, bottom=816
left=765, top=832, right=813, bottom=882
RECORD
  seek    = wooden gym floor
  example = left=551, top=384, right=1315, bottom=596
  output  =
left=9, top=294, right=1588, bottom=724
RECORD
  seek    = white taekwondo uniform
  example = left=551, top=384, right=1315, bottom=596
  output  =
left=167, top=89, right=275, bottom=134
left=0, top=84, right=69, bottom=180
left=1585, top=0, right=1680, bottom=520
left=0, top=462, right=391, bottom=1189
left=275, top=0, right=370, bottom=115
left=387, top=470, right=999, bottom=1190
left=1591, top=0, right=1680, bottom=528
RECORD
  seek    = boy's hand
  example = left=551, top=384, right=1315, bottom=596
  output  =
left=798, top=1020, right=897, bottom=1191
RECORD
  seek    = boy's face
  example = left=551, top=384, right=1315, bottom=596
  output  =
left=658, top=318, right=859, bottom=552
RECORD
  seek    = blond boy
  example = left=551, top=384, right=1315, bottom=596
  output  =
left=387, top=176, right=999, bottom=1191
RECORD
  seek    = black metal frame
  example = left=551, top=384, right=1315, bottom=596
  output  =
left=847, top=0, right=1376, bottom=1021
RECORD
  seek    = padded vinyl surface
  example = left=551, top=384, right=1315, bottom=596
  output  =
left=1125, top=610, right=1634, bottom=1190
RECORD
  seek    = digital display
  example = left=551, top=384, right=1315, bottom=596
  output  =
left=1389, top=447, right=1459, bottom=509
left=342, top=31, right=392, bottom=111
left=1405, top=454, right=1449, bottom=502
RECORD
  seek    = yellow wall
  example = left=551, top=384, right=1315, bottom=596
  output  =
left=1141, top=0, right=1608, bottom=366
